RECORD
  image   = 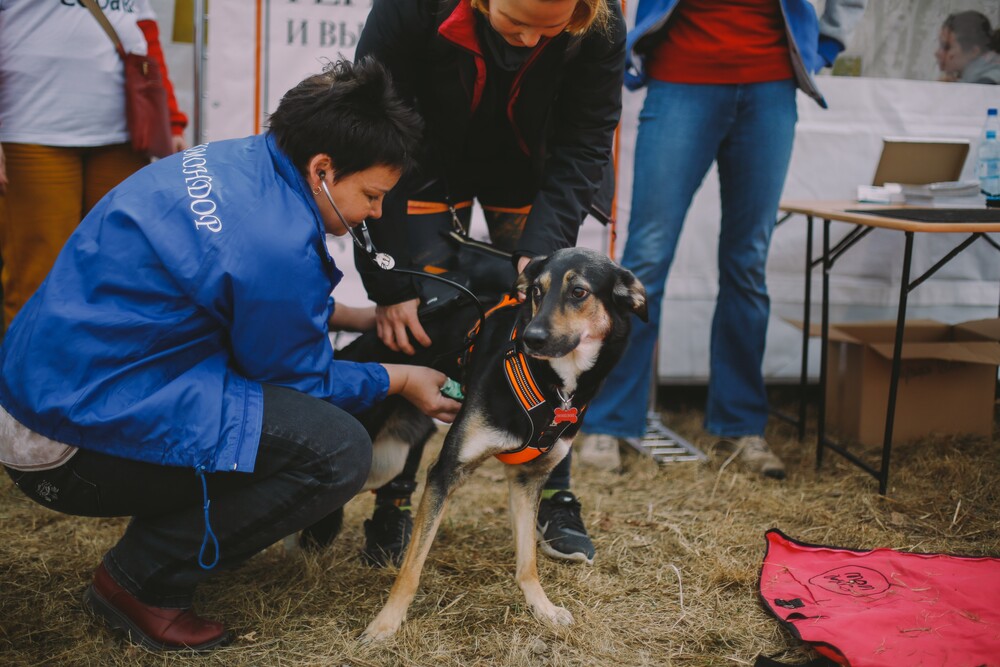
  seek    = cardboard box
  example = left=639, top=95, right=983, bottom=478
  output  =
left=823, top=319, right=1000, bottom=446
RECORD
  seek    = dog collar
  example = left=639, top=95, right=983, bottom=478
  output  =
left=495, top=322, right=586, bottom=465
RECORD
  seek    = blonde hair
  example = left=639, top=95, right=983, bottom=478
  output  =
left=470, top=0, right=611, bottom=37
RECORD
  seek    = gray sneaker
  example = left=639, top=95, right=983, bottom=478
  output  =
left=536, top=490, right=595, bottom=565
left=724, top=436, right=786, bottom=479
left=576, top=433, right=622, bottom=471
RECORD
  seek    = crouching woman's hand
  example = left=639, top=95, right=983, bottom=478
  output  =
left=382, top=364, right=462, bottom=423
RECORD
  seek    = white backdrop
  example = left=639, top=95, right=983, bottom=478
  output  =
left=157, top=0, right=1000, bottom=383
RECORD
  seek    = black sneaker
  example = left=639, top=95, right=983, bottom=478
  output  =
left=298, top=506, right=344, bottom=551
left=361, top=503, right=413, bottom=567
left=535, top=490, right=595, bottom=565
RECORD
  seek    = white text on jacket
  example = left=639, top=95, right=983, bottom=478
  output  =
left=181, top=144, right=223, bottom=233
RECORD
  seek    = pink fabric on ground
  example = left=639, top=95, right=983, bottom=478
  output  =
left=759, top=529, right=1000, bottom=666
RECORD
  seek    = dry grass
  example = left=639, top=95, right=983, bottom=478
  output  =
left=1, top=387, right=998, bottom=666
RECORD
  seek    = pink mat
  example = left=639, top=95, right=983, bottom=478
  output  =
left=759, top=529, right=1000, bottom=666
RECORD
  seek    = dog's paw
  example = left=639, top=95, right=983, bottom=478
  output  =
left=359, top=615, right=402, bottom=644
left=531, top=602, right=574, bottom=627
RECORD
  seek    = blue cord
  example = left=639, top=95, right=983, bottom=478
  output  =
left=196, top=467, right=220, bottom=570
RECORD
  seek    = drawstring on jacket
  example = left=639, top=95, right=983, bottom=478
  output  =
left=196, top=466, right=220, bottom=570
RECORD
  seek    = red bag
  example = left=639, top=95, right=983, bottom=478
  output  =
left=759, top=529, right=1000, bottom=666
left=81, top=0, right=173, bottom=158
left=122, top=52, right=173, bottom=158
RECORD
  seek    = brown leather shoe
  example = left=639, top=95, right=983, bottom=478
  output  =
left=83, top=563, right=231, bottom=651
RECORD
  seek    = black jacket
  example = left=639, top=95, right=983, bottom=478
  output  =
left=354, top=0, right=626, bottom=305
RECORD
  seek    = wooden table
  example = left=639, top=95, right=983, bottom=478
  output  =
left=778, top=200, right=1000, bottom=493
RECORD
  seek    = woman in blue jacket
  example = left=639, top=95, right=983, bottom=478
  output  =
left=0, top=59, right=459, bottom=651
left=578, top=0, right=866, bottom=476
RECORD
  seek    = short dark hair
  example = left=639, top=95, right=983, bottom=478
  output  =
left=267, top=58, right=423, bottom=181
left=944, top=10, right=996, bottom=54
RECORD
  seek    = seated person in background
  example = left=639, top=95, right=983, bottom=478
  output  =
left=935, top=10, right=1000, bottom=84
left=0, top=59, right=460, bottom=652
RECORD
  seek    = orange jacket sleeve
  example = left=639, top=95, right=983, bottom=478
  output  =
left=138, top=19, right=189, bottom=136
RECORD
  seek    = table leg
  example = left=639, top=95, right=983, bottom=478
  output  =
left=816, top=218, right=831, bottom=470
left=879, top=231, right=915, bottom=495
left=797, top=215, right=814, bottom=442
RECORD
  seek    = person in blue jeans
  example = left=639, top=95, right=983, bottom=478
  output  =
left=577, top=0, right=867, bottom=478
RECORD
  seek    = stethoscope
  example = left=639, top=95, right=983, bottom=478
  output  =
left=318, top=174, right=487, bottom=322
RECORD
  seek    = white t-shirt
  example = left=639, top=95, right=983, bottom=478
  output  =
left=0, top=0, right=155, bottom=147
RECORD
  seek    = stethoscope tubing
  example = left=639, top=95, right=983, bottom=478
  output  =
left=319, top=179, right=488, bottom=323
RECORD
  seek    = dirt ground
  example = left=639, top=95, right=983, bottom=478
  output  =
left=1, top=387, right=998, bottom=667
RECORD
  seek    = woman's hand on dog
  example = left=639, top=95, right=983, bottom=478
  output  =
left=375, top=299, right=432, bottom=355
left=382, top=364, right=462, bottom=423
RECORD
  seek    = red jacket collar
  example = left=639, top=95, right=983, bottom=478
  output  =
left=437, top=0, right=552, bottom=150
left=438, top=0, right=483, bottom=56
left=438, top=1, right=486, bottom=112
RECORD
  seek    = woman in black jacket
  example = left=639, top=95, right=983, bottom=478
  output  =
left=319, top=0, right=626, bottom=568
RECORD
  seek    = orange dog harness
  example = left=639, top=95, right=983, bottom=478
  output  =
left=462, top=295, right=585, bottom=465
left=495, top=338, right=585, bottom=464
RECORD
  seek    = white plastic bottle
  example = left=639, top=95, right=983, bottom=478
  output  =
left=978, top=108, right=1000, bottom=208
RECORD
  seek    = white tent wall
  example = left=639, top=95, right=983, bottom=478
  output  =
left=148, top=0, right=197, bottom=147
left=152, top=0, right=1000, bottom=385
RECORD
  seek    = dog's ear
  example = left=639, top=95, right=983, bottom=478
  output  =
left=514, top=255, right=548, bottom=295
left=613, top=266, right=648, bottom=322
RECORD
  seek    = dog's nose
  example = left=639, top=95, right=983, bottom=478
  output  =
left=521, top=325, right=547, bottom=350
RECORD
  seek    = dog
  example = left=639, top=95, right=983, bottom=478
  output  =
left=359, top=247, right=647, bottom=641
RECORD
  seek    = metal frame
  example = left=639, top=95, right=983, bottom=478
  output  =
left=193, top=0, right=207, bottom=145
left=790, top=211, right=1000, bottom=494
left=621, top=344, right=707, bottom=464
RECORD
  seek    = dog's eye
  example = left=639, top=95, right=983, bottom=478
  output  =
left=530, top=285, right=542, bottom=300
left=570, top=287, right=589, bottom=300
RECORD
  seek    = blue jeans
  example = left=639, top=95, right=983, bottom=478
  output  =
left=6, top=384, right=371, bottom=607
left=584, top=79, right=798, bottom=439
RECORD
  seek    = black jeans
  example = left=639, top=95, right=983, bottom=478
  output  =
left=5, top=384, right=371, bottom=607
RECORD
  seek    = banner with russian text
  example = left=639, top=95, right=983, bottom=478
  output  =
left=206, top=0, right=370, bottom=141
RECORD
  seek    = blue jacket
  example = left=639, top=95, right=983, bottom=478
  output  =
left=0, top=133, right=389, bottom=473
left=625, top=0, right=867, bottom=107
